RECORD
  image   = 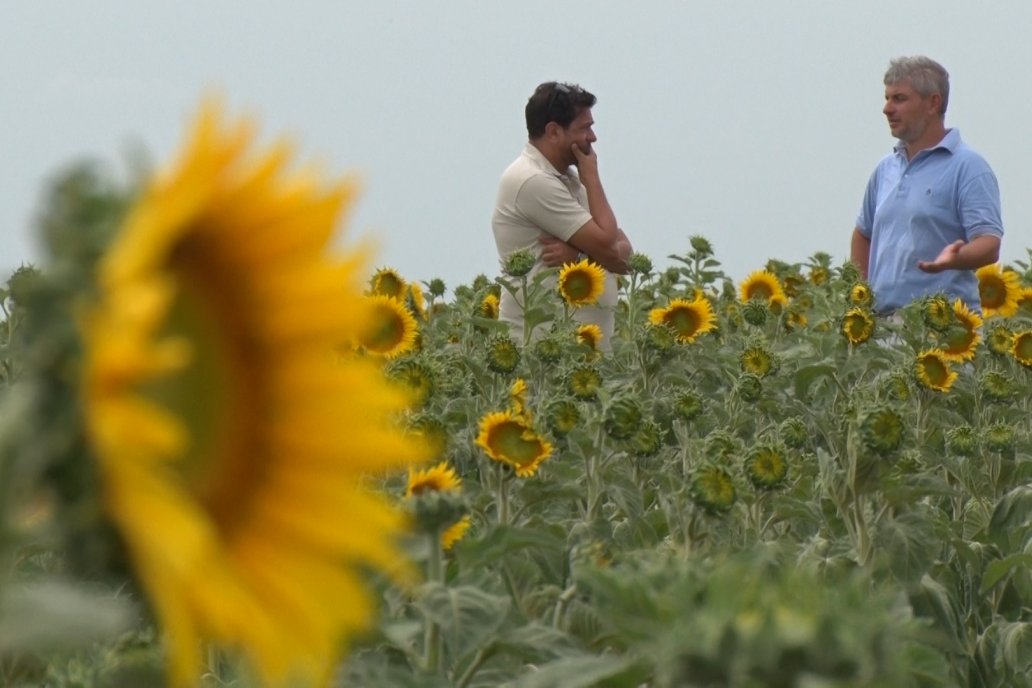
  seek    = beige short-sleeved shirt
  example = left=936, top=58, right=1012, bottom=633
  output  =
left=491, top=143, right=618, bottom=349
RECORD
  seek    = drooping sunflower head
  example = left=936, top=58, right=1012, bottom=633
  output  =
left=842, top=308, right=875, bottom=345
left=740, top=345, right=778, bottom=378
left=779, top=417, right=809, bottom=449
left=939, top=298, right=983, bottom=362
left=485, top=333, right=521, bottom=374
left=736, top=373, right=763, bottom=403
left=567, top=364, right=602, bottom=401
left=576, top=323, right=604, bottom=352
left=426, top=277, right=446, bottom=299
left=407, top=282, right=427, bottom=320
left=546, top=397, right=581, bottom=436
left=945, top=426, right=978, bottom=457
left=977, top=264, right=1021, bottom=318
left=532, top=335, right=564, bottom=363
left=630, top=420, right=663, bottom=458
left=689, top=234, right=714, bottom=258
left=406, top=462, right=462, bottom=497
left=604, top=396, right=645, bottom=440
left=914, top=349, right=958, bottom=393
left=691, top=467, right=737, bottom=514
left=849, top=282, right=873, bottom=309
left=557, top=258, right=606, bottom=307
left=648, top=296, right=716, bottom=344
left=359, top=294, right=420, bottom=358
left=860, top=406, right=905, bottom=456
left=745, top=445, right=789, bottom=490
left=921, top=294, right=954, bottom=331
left=79, top=103, right=430, bottom=687
left=985, top=423, right=1016, bottom=454
left=980, top=369, right=1013, bottom=403
left=475, top=410, right=553, bottom=477
left=370, top=267, right=407, bottom=299
left=673, top=390, right=704, bottom=422
left=739, top=270, right=788, bottom=307
left=987, top=324, right=1014, bottom=356
left=479, top=292, right=500, bottom=319
left=1012, top=330, right=1032, bottom=368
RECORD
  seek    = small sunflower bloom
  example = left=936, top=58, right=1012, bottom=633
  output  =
left=370, top=267, right=407, bottom=298
left=849, top=282, right=873, bottom=308
left=745, top=445, right=789, bottom=490
left=977, top=264, right=1021, bottom=318
left=985, top=423, right=1016, bottom=454
left=475, top=411, right=553, bottom=477
left=486, top=333, right=520, bottom=374
left=479, top=292, right=500, bottom=319
left=691, top=467, right=737, bottom=513
left=914, top=349, right=958, bottom=393
left=576, top=323, right=604, bottom=352
left=739, top=270, right=788, bottom=308
left=980, top=370, right=1013, bottom=402
left=842, top=308, right=875, bottom=345
left=1011, top=330, right=1032, bottom=368
left=740, top=345, right=778, bottom=378
left=406, top=463, right=471, bottom=550
left=939, top=299, right=982, bottom=362
left=987, top=324, right=1014, bottom=356
left=557, top=258, right=606, bottom=307
left=545, top=398, right=580, bottom=436
left=360, top=295, right=420, bottom=358
left=648, top=295, right=717, bottom=344
left=921, top=294, right=954, bottom=331
left=628, top=252, right=654, bottom=275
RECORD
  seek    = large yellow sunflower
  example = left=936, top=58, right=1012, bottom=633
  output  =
left=359, top=294, right=419, bottom=358
left=841, top=308, right=874, bottom=345
left=914, top=349, right=958, bottom=392
left=475, top=411, right=553, bottom=477
left=80, top=102, right=429, bottom=688
left=976, top=264, right=1021, bottom=318
left=557, top=258, right=606, bottom=307
left=738, top=270, right=788, bottom=308
left=648, top=296, right=716, bottom=344
left=405, top=463, right=471, bottom=551
left=939, top=298, right=983, bottom=362
left=1012, top=330, right=1032, bottom=368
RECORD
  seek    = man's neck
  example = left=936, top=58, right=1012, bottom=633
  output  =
left=530, top=140, right=569, bottom=174
left=904, top=122, right=948, bottom=161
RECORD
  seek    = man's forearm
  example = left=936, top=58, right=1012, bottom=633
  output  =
left=850, top=228, right=870, bottom=280
left=580, top=174, right=620, bottom=240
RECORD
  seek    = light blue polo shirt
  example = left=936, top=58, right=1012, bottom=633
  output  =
left=856, top=129, right=1003, bottom=313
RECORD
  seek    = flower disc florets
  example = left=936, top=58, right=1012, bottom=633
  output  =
left=691, top=467, right=737, bottom=513
left=745, top=445, right=789, bottom=489
left=486, top=333, right=520, bottom=374
left=945, top=426, right=978, bottom=457
left=567, top=364, right=601, bottom=401
left=985, top=423, right=1015, bottom=454
left=860, top=406, right=905, bottom=456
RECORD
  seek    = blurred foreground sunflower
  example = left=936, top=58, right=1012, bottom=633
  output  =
left=80, top=102, right=428, bottom=687
left=557, top=258, right=606, bottom=307
left=976, top=264, right=1020, bottom=318
left=406, top=463, right=471, bottom=551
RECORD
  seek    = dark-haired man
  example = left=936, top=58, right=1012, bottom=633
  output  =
left=491, top=81, right=632, bottom=349
left=850, top=56, right=1003, bottom=314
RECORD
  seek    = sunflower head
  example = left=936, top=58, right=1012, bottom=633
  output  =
left=739, top=270, right=788, bottom=307
left=945, top=426, right=978, bottom=457
left=630, top=420, right=664, bottom=458
left=532, top=335, right=564, bottom=363
left=979, top=370, right=1013, bottom=403
left=1017, top=286, right=1032, bottom=314
left=985, top=423, right=1016, bottom=454
left=502, top=248, right=536, bottom=277
left=809, top=266, right=829, bottom=286
left=475, top=410, right=553, bottom=477
left=567, top=364, right=601, bottom=401
left=673, top=390, right=704, bottom=422
left=1012, top=330, right=1032, bottom=368
left=557, top=258, right=606, bottom=307
left=604, top=396, right=645, bottom=440
left=849, top=282, right=873, bottom=308
left=881, top=371, right=911, bottom=402
left=938, top=299, right=982, bottom=362
left=977, top=264, right=1021, bottom=318
left=705, top=430, right=739, bottom=460
left=386, top=357, right=437, bottom=407
left=406, top=462, right=462, bottom=497
left=691, top=467, right=737, bottom=513
left=644, top=322, right=677, bottom=353
left=648, top=296, right=717, bottom=344
left=736, top=373, right=763, bottom=403
left=741, top=300, right=768, bottom=327
left=426, top=278, right=446, bottom=299
left=359, top=295, right=420, bottom=358
left=860, top=406, right=905, bottom=456
left=740, top=345, right=778, bottom=378
left=987, top=324, right=1014, bottom=356
left=921, top=294, right=954, bottom=331
left=479, top=293, right=500, bottom=319
left=628, top=252, right=654, bottom=275
left=779, top=417, right=809, bottom=449
left=745, top=445, right=789, bottom=490
left=914, top=349, right=958, bottom=393
left=407, top=282, right=427, bottom=320
left=406, top=488, right=469, bottom=543
left=576, top=323, right=604, bottom=353
left=546, top=398, right=581, bottom=436
left=485, top=333, right=520, bottom=374
left=689, top=235, right=714, bottom=258
left=842, top=308, right=875, bottom=345
left=370, top=267, right=407, bottom=298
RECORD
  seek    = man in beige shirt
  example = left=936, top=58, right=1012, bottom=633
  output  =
left=491, top=81, right=632, bottom=350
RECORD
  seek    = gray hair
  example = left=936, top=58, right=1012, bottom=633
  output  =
left=884, top=56, right=950, bottom=115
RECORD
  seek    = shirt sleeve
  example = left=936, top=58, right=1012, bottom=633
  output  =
left=515, top=174, right=593, bottom=242
left=855, top=170, right=879, bottom=238
left=959, top=171, right=1004, bottom=239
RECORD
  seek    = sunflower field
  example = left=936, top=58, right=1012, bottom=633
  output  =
left=2, top=108, right=1032, bottom=688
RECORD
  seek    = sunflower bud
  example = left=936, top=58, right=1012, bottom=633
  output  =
left=779, top=417, right=809, bottom=449
left=689, top=235, right=714, bottom=258
left=502, top=248, right=536, bottom=277
left=426, top=277, right=446, bottom=298
left=945, top=425, right=978, bottom=456
left=980, top=370, right=1013, bottom=403
left=630, top=420, right=663, bottom=458
left=644, top=323, right=677, bottom=353
left=604, top=397, right=644, bottom=440
left=705, top=430, right=739, bottom=460
left=546, top=398, right=581, bottom=436
left=882, top=371, right=911, bottom=401
left=691, top=466, right=737, bottom=513
left=860, top=406, right=905, bottom=456
left=533, top=335, right=563, bottom=363
left=567, top=364, right=601, bottom=401
left=985, top=423, right=1015, bottom=454
left=407, top=490, right=469, bottom=536
left=742, top=301, right=768, bottom=326
left=740, top=345, right=778, bottom=378
left=745, top=444, right=789, bottom=490
left=674, top=390, right=704, bottom=422
left=628, top=252, right=653, bottom=275
left=838, top=261, right=861, bottom=285
left=736, top=373, right=763, bottom=402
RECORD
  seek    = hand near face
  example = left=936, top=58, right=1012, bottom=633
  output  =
left=571, top=142, right=599, bottom=179
left=917, top=239, right=965, bottom=273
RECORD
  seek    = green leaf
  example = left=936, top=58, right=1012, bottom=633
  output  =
left=980, top=553, right=1032, bottom=594
left=792, top=362, right=838, bottom=401
left=512, top=654, right=637, bottom=688
left=413, top=583, right=510, bottom=662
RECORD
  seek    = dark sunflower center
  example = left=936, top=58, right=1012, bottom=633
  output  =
left=490, top=421, right=544, bottom=465
left=563, top=271, right=593, bottom=301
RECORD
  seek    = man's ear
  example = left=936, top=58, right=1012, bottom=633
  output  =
left=544, top=121, right=562, bottom=141
left=929, top=92, right=944, bottom=116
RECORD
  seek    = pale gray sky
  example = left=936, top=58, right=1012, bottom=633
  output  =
left=3, top=2, right=1031, bottom=291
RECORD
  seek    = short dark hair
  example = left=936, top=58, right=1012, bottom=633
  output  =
left=525, top=81, right=596, bottom=139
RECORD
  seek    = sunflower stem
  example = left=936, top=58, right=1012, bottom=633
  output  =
left=423, top=529, right=444, bottom=675
left=552, top=583, right=578, bottom=629
left=495, top=462, right=510, bottom=525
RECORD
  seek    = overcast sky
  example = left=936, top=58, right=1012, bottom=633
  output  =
left=4, top=2, right=1031, bottom=292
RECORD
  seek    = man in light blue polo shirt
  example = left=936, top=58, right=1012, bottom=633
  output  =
left=851, top=56, right=1003, bottom=314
